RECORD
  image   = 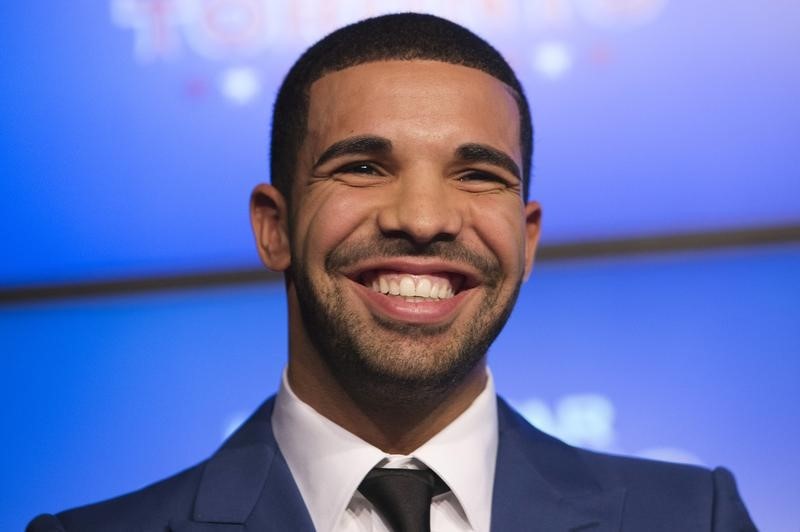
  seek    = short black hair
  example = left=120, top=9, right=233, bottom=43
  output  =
left=270, top=12, right=533, bottom=203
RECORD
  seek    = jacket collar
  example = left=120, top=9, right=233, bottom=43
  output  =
left=170, top=396, right=624, bottom=532
left=491, top=398, right=626, bottom=531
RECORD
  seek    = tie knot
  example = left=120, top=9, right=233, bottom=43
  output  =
left=359, top=468, right=449, bottom=532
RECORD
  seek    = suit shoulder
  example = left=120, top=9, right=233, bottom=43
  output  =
left=40, top=462, right=207, bottom=532
left=575, top=449, right=757, bottom=530
left=577, top=447, right=712, bottom=487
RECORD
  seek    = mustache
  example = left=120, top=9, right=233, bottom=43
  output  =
left=325, top=238, right=502, bottom=285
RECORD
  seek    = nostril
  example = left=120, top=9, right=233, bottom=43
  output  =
left=379, top=229, right=457, bottom=247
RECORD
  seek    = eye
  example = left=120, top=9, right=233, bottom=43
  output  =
left=327, top=160, right=389, bottom=187
left=334, top=161, right=381, bottom=175
left=456, top=170, right=513, bottom=191
left=458, top=171, right=507, bottom=184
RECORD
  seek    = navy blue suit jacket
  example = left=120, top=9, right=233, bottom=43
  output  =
left=28, top=397, right=756, bottom=531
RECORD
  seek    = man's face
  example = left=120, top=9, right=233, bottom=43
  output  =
left=285, top=60, right=540, bottom=394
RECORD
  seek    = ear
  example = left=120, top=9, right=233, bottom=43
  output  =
left=522, top=200, right=542, bottom=281
left=250, top=183, right=291, bottom=272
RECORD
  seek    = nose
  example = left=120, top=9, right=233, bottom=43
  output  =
left=376, top=170, right=464, bottom=244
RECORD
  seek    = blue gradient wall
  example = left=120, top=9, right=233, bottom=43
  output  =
left=2, top=1, right=798, bottom=285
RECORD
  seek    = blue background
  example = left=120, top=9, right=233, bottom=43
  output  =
left=1, top=1, right=799, bottom=530
left=1, top=1, right=798, bottom=286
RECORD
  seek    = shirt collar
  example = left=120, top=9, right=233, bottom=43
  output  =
left=272, top=369, right=498, bottom=532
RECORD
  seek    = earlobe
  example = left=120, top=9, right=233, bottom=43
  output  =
left=522, top=201, right=542, bottom=281
left=250, top=184, right=291, bottom=272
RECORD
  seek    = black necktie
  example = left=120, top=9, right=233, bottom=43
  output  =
left=358, top=468, right=449, bottom=532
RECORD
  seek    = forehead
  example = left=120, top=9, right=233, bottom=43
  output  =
left=303, top=60, right=521, bottom=161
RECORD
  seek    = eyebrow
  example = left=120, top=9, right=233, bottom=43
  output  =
left=455, top=143, right=521, bottom=181
left=312, top=135, right=393, bottom=170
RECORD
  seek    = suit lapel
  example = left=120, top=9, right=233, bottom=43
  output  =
left=169, top=398, right=315, bottom=532
left=491, top=399, right=626, bottom=532
left=168, top=395, right=625, bottom=531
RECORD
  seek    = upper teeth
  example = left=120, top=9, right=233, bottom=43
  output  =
left=370, top=273, right=454, bottom=299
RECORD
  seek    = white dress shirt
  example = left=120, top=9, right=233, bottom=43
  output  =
left=272, top=369, right=499, bottom=532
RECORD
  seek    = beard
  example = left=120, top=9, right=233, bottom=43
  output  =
left=290, top=237, right=522, bottom=403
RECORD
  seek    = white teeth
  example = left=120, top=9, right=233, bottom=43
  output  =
left=416, top=278, right=432, bottom=298
left=368, top=273, right=456, bottom=300
left=389, top=279, right=400, bottom=295
left=399, top=277, right=415, bottom=297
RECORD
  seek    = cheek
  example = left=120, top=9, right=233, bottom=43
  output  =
left=295, top=186, right=375, bottom=266
left=469, top=198, right=527, bottom=273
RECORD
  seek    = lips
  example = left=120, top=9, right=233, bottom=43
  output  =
left=341, top=259, right=481, bottom=325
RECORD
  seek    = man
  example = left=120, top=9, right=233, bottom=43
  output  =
left=29, top=13, right=756, bottom=532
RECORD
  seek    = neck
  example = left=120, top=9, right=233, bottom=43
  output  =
left=287, top=346, right=488, bottom=454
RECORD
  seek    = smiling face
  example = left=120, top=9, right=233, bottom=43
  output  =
left=254, top=60, right=541, bottom=402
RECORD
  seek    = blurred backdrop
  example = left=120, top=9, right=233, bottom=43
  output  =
left=1, top=1, right=798, bottom=530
